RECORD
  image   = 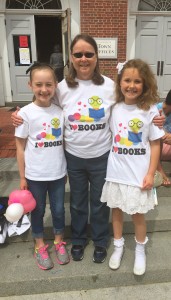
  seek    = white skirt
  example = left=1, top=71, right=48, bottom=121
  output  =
left=101, top=181, right=155, bottom=215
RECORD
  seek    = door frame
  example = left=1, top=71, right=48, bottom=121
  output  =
left=127, top=0, right=171, bottom=59
left=0, top=0, right=80, bottom=104
left=6, top=9, right=71, bottom=102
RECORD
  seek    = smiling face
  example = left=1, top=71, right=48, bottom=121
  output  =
left=120, top=68, right=143, bottom=105
left=71, top=39, right=97, bottom=80
left=29, top=69, right=57, bottom=107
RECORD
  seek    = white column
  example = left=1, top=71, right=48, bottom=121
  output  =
left=61, top=0, right=80, bottom=38
left=0, top=14, right=12, bottom=104
left=127, top=0, right=140, bottom=59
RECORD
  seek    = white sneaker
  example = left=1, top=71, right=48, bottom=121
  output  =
left=133, top=249, right=146, bottom=275
left=109, top=246, right=124, bottom=270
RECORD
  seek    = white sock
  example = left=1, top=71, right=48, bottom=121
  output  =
left=109, top=237, right=125, bottom=270
left=133, top=237, right=148, bottom=276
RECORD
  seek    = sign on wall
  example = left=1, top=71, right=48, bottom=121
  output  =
left=95, top=38, right=118, bottom=59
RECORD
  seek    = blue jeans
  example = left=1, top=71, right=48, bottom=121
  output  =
left=27, top=177, right=65, bottom=239
left=65, top=151, right=110, bottom=248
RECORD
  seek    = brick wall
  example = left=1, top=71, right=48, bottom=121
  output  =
left=80, top=0, right=127, bottom=80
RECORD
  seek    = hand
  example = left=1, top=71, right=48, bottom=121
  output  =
left=162, top=132, right=171, bottom=145
left=141, top=174, right=154, bottom=190
left=11, top=106, right=23, bottom=127
left=20, top=178, right=28, bottom=190
left=153, top=109, right=165, bottom=128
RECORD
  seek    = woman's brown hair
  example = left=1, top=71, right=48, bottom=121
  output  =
left=66, top=34, right=104, bottom=88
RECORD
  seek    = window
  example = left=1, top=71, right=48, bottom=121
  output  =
left=6, top=0, right=62, bottom=9
left=138, top=0, right=171, bottom=11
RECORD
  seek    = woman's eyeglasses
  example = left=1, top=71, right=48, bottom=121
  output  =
left=72, top=52, right=95, bottom=58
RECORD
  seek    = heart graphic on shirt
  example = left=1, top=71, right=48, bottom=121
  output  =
left=78, top=102, right=81, bottom=105
left=119, top=123, right=122, bottom=127
left=72, top=124, right=78, bottom=130
left=113, top=146, right=118, bottom=152
left=84, top=105, right=86, bottom=107
left=124, top=127, right=127, bottom=129
left=38, top=142, right=44, bottom=147
left=43, top=123, right=46, bottom=126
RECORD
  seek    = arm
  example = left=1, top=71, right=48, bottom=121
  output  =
left=142, top=139, right=161, bottom=190
left=153, top=109, right=165, bottom=128
left=11, top=107, right=23, bottom=127
left=15, top=137, right=28, bottom=190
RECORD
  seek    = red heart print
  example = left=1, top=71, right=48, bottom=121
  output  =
left=119, top=123, right=122, bottom=127
left=38, top=142, right=44, bottom=147
left=72, top=124, right=78, bottom=130
left=78, top=102, right=81, bottom=105
left=113, top=147, right=118, bottom=152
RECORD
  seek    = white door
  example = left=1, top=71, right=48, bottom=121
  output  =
left=136, top=16, right=171, bottom=98
left=6, top=15, right=37, bottom=101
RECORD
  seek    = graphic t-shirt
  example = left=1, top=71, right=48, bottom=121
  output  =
left=15, top=103, right=67, bottom=181
left=106, top=102, right=164, bottom=187
left=56, top=76, right=115, bottom=158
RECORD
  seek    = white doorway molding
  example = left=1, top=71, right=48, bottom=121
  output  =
left=127, top=0, right=139, bottom=59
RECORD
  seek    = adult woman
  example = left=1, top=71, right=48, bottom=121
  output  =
left=56, top=34, right=115, bottom=263
left=12, top=34, right=164, bottom=264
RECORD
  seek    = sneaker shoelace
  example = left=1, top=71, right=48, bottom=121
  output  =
left=36, top=245, right=49, bottom=259
left=55, top=241, right=66, bottom=255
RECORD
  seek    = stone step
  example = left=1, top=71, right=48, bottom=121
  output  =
left=1, top=158, right=171, bottom=243
left=1, top=158, right=171, bottom=198
left=0, top=231, right=171, bottom=297
left=1, top=157, right=171, bottom=181
left=5, top=196, right=171, bottom=243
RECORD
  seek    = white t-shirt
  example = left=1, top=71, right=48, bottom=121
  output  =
left=106, top=102, right=164, bottom=187
left=55, top=76, right=115, bottom=158
left=15, top=103, right=67, bottom=181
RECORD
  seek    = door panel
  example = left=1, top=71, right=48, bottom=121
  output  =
left=62, top=8, right=71, bottom=76
left=136, top=16, right=171, bottom=98
left=136, top=17, right=162, bottom=94
left=6, top=15, right=37, bottom=101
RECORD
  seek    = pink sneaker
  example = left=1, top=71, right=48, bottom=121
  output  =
left=54, top=241, right=70, bottom=265
left=34, top=245, right=53, bottom=270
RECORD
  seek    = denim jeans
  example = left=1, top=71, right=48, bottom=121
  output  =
left=27, top=177, right=65, bottom=238
left=65, top=151, right=110, bottom=248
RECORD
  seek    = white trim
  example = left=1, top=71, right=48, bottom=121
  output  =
left=127, top=0, right=140, bottom=59
left=1, top=9, right=64, bottom=15
left=0, top=14, right=12, bottom=103
left=130, top=11, right=171, bottom=16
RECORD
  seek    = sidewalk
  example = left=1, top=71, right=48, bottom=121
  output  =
left=0, top=107, right=16, bottom=158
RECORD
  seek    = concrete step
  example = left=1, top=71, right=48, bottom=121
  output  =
left=0, top=231, right=171, bottom=297
left=4, top=282, right=171, bottom=300
left=1, top=158, right=171, bottom=243
left=1, top=158, right=171, bottom=198
left=5, top=196, right=171, bottom=244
